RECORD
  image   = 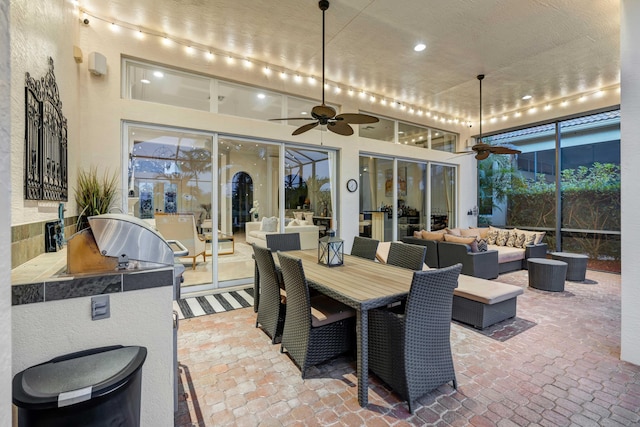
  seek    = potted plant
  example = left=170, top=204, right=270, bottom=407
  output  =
left=74, top=167, right=119, bottom=231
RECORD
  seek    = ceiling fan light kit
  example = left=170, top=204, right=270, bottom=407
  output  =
left=269, top=0, right=379, bottom=136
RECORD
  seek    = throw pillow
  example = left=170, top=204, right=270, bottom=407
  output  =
left=293, top=212, right=304, bottom=221
left=459, top=228, right=479, bottom=238
left=514, top=231, right=527, bottom=248
left=444, top=233, right=479, bottom=252
left=487, top=228, right=499, bottom=245
left=261, top=216, right=278, bottom=232
left=496, top=230, right=510, bottom=246
left=414, top=230, right=424, bottom=238
left=535, top=231, right=546, bottom=245
left=288, top=219, right=299, bottom=227
left=470, top=226, right=490, bottom=239
left=524, top=232, right=536, bottom=246
left=447, top=228, right=462, bottom=235
left=476, top=239, right=488, bottom=252
left=304, top=212, right=314, bottom=223
left=421, top=230, right=446, bottom=241
left=506, top=230, right=517, bottom=247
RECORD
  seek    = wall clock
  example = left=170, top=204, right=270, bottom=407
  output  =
left=346, top=179, right=358, bottom=193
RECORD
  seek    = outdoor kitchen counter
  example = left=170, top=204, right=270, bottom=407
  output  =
left=11, top=251, right=174, bottom=306
left=11, top=251, right=177, bottom=427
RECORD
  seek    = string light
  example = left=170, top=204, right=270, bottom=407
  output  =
left=78, top=8, right=619, bottom=130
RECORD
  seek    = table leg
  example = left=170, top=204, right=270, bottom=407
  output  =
left=356, top=309, right=369, bottom=407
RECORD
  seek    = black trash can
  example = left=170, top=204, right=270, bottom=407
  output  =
left=13, top=345, right=147, bottom=427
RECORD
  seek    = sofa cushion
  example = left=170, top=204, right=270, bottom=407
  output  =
left=506, top=230, right=517, bottom=247
left=455, top=275, right=524, bottom=305
left=444, top=234, right=479, bottom=252
left=459, top=228, right=479, bottom=238
left=261, top=216, right=278, bottom=232
left=470, top=227, right=490, bottom=239
left=488, top=244, right=526, bottom=263
left=310, top=295, right=355, bottom=327
left=421, top=230, right=445, bottom=241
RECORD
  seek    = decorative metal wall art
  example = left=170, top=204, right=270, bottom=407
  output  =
left=25, top=57, right=68, bottom=201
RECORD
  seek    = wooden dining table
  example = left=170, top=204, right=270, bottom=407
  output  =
left=274, top=249, right=416, bottom=407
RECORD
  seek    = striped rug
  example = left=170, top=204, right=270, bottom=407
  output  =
left=173, top=288, right=254, bottom=319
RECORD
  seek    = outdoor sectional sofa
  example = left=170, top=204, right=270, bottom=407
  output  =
left=402, top=226, right=548, bottom=279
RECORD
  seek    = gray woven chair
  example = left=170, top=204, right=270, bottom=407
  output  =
left=386, top=242, right=426, bottom=270
left=252, top=244, right=286, bottom=344
left=350, top=236, right=379, bottom=260
left=266, top=233, right=301, bottom=252
left=368, top=263, right=463, bottom=413
left=277, top=252, right=356, bottom=378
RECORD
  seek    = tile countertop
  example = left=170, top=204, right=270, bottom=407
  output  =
left=11, top=251, right=175, bottom=306
left=11, top=251, right=68, bottom=286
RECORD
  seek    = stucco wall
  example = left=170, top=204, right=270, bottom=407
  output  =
left=10, top=0, right=80, bottom=226
left=12, top=286, right=175, bottom=426
left=620, top=0, right=640, bottom=365
left=1, top=0, right=12, bottom=424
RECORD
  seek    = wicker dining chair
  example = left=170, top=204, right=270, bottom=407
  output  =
left=386, top=242, right=426, bottom=270
left=277, top=252, right=356, bottom=378
left=252, top=244, right=286, bottom=344
left=350, top=236, right=379, bottom=260
left=266, top=232, right=301, bottom=252
left=368, top=263, right=463, bottom=413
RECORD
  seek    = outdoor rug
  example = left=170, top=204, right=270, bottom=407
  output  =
left=454, top=316, right=537, bottom=342
left=174, top=288, right=254, bottom=319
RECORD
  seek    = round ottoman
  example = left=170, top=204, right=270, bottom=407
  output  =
left=550, top=252, right=588, bottom=281
left=527, top=258, right=567, bottom=292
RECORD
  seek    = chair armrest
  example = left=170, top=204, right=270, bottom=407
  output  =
left=245, top=222, right=262, bottom=234
left=438, top=241, right=499, bottom=279
left=525, top=243, right=548, bottom=259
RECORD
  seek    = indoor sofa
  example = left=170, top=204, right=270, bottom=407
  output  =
left=245, top=218, right=319, bottom=250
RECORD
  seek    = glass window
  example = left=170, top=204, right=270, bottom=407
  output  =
left=430, top=129, right=457, bottom=152
left=283, top=147, right=335, bottom=236
left=218, top=81, right=283, bottom=121
left=431, top=164, right=456, bottom=230
left=124, top=61, right=211, bottom=111
left=397, top=160, right=427, bottom=238
left=358, top=116, right=395, bottom=142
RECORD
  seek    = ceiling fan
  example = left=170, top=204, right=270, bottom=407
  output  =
left=466, top=74, right=521, bottom=160
left=269, top=0, right=379, bottom=136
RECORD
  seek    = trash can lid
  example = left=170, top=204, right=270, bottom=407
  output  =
left=13, top=345, right=147, bottom=409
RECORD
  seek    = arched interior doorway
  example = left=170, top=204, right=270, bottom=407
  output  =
left=232, top=171, right=253, bottom=233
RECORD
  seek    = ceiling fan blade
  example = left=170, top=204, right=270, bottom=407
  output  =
left=312, top=104, right=337, bottom=119
left=292, top=121, right=319, bottom=135
left=327, top=121, right=354, bottom=136
left=269, top=117, right=315, bottom=121
left=471, top=142, right=491, bottom=152
left=335, top=113, right=380, bottom=124
left=489, top=146, right=522, bottom=154
left=475, top=151, right=490, bottom=160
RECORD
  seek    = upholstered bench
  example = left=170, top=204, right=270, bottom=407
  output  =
left=452, top=275, right=524, bottom=329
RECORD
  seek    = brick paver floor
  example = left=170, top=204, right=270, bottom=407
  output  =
left=176, top=269, right=640, bottom=426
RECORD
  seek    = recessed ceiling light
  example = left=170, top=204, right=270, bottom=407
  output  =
left=140, top=79, right=151, bottom=84
left=522, top=95, right=532, bottom=100
left=414, top=43, right=426, bottom=52
left=257, top=93, right=266, bottom=99
left=153, top=71, right=164, bottom=78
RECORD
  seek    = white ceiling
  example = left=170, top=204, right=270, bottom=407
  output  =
left=81, top=0, right=620, bottom=123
